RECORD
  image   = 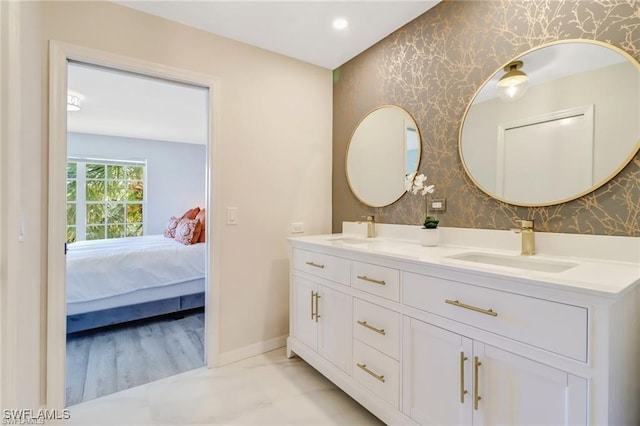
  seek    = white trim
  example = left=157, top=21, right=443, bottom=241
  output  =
left=218, top=335, right=288, bottom=366
left=47, top=41, right=222, bottom=408
left=0, top=0, right=22, bottom=409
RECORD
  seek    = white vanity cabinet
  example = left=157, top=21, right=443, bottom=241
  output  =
left=290, top=249, right=352, bottom=373
left=402, top=317, right=587, bottom=425
left=287, top=235, right=640, bottom=426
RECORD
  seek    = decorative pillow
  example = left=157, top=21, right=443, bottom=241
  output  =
left=174, top=218, right=202, bottom=245
left=163, top=216, right=180, bottom=238
left=195, top=208, right=206, bottom=243
left=181, top=207, right=200, bottom=220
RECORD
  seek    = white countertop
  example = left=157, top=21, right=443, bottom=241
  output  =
left=290, top=225, right=640, bottom=298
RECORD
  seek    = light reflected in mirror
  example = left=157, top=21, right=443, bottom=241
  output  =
left=346, top=106, right=421, bottom=207
left=460, top=40, right=640, bottom=206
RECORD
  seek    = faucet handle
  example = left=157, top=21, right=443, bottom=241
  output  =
left=362, top=215, right=375, bottom=222
left=511, top=219, right=534, bottom=233
left=518, top=219, right=534, bottom=229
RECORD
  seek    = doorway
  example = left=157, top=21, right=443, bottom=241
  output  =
left=64, top=62, right=209, bottom=405
left=47, top=42, right=221, bottom=409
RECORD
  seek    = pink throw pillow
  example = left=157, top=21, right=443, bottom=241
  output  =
left=181, top=207, right=200, bottom=220
left=164, top=216, right=180, bottom=238
left=174, top=218, right=202, bottom=245
left=195, top=208, right=206, bottom=243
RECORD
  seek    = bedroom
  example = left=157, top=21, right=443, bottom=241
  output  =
left=64, top=62, right=209, bottom=405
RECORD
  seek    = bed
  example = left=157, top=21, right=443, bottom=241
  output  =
left=66, top=235, right=206, bottom=333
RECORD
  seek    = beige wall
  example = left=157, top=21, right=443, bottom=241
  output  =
left=333, top=0, right=640, bottom=236
left=2, top=1, right=332, bottom=408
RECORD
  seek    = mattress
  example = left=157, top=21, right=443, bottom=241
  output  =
left=66, top=278, right=205, bottom=315
left=66, top=235, right=206, bottom=305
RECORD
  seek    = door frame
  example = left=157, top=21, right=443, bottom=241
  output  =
left=0, top=0, right=21, bottom=409
left=47, top=40, right=222, bottom=409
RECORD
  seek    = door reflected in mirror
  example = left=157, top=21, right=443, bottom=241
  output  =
left=347, top=105, right=421, bottom=207
left=459, top=40, right=640, bottom=206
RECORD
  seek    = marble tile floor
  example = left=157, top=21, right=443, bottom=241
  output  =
left=53, top=347, right=384, bottom=426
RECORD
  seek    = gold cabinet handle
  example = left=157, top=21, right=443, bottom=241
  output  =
left=310, top=291, right=315, bottom=320
left=306, top=261, right=325, bottom=269
left=473, top=356, right=482, bottom=410
left=356, top=320, right=386, bottom=335
left=357, top=275, right=386, bottom=286
left=445, top=299, right=498, bottom=317
left=356, top=363, right=385, bottom=383
left=460, top=351, right=468, bottom=403
left=314, top=292, right=321, bottom=323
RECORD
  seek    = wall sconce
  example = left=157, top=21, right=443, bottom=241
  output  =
left=497, top=61, right=528, bottom=101
left=67, top=94, right=81, bottom=112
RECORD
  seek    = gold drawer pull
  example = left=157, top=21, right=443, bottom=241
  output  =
left=460, top=351, right=468, bottom=403
left=314, top=292, right=321, bottom=322
left=305, top=261, right=325, bottom=269
left=356, top=363, right=385, bottom=383
left=445, top=299, right=498, bottom=317
left=474, top=356, right=482, bottom=410
left=357, top=320, right=386, bottom=335
left=357, top=275, right=386, bottom=285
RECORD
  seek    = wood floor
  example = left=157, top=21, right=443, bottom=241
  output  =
left=66, top=309, right=205, bottom=406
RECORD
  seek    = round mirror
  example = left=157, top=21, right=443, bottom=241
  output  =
left=346, top=106, right=421, bottom=207
left=459, top=40, right=640, bottom=206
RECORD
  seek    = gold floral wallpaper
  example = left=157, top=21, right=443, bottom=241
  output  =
left=332, top=0, right=640, bottom=236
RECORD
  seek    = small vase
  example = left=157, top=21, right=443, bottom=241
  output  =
left=419, top=228, right=439, bottom=247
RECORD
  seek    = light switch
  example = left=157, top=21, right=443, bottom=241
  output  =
left=226, top=207, right=238, bottom=225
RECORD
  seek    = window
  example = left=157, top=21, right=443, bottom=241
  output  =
left=66, top=159, right=146, bottom=243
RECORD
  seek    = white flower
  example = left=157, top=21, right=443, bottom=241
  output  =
left=405, top=172, right=435, bottom=195
left=421, top=184, right=435, bottom=195
left=404, top=172, right=416, bottom=192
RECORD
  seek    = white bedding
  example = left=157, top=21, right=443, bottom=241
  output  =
left=66, top=235, right=205, bottom=304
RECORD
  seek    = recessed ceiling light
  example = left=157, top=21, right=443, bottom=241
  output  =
left=332, top=18, right=348, bottom=31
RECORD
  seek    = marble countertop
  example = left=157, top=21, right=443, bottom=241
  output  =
left=290, top=228, right=640, bottom=298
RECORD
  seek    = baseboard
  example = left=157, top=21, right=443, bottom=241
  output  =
left=218, top=334, right=287, bottom=365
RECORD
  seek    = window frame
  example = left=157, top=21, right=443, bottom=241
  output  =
left=67, top=157, right=147, bottom=242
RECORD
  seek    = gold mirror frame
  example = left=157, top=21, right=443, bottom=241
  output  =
left=459, top=39, right=640, bottom=207
left=346, top=105, right=422, bottom=207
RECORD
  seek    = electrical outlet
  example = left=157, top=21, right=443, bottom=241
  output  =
left=291, top=222, right=304, bottom=234
left=430, top=198, right=447, bottom=212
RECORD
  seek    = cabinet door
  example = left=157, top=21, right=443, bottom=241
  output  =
left=291, top=276, right=318, bottom=351
left=318, top=285, right=351, bottom=373
left=473, top=342, right=587, bottom=426
left=402, top=317, right=472, bottom=425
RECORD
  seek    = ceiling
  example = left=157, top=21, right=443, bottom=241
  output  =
left=115, top=1, right=441, bottom=70
left=67, top=63, right=209, bottom=145
left=69, top=1, right=441, bottom=143
left=474, top=42, right=628, bottom=103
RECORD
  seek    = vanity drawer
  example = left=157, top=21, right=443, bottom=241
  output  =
left=353, top=298, right=400, bottom=360
left=351, top=261, right=400, bottom=301
left=352, top=339, right=399, bottom=408
left=403, top=271, right=588, bottom=362
left=292, top=248, right=350, bottom=286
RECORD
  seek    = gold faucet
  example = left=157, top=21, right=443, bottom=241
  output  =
left=362, top=215, right=376, bottom=238
left=511, top=219, right=535, bottom=255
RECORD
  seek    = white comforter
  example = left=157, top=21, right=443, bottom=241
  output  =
left=66, top=235, right=206, bottom=304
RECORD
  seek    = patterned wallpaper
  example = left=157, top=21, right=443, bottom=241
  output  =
left=332, top=0, right=640, bottom=236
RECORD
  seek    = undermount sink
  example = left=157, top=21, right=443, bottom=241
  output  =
left=446, top=252, right=578, bottom=273
left=328, top=236, right=372, bottom=245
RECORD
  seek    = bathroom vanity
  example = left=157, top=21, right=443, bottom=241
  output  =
left=286, top=223, right=640, bottom=425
